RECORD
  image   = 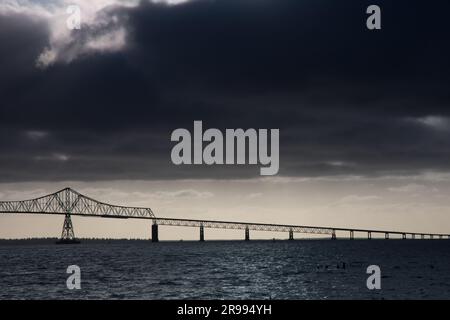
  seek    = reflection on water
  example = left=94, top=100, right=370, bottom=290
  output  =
left=0, top=240, right=449, bottom=299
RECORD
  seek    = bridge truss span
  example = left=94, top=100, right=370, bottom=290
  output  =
left=153, top=218, right=334, bottom=235
left=0, top=188, right=156, bottom=243
left=0, top=188, right=155, bottom=218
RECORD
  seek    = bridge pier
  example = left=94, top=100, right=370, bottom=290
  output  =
left=430, top=235, right=434, bottom=240
left=368, top=231, right=372, bottom=240
left=152, top=222, right=159, bottom=242
left=402, top=233, right=406, bottom=240
left=385, top=232, right=389, bottom=239
left=200, top=225, right=205, bottom=242
left=56, top=213, right=79, bottom=244
left=349, top=230, right=354, bottom=240
left=289, top=229, right=294, bottom=240
left=331, top=230, right=336, bottom=240
left=245, top=227, right=250, bottom=241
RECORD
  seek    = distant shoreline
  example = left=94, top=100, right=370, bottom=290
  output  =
left=0, top=237, right=421, bottom=245
left=0, top=238, right=152, bottom=245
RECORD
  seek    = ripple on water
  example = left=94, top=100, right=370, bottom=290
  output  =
left=0, top=240, right=449, bottom=299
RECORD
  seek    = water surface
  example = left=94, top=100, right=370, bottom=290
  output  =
left=0, top=240, right=449, bottom=299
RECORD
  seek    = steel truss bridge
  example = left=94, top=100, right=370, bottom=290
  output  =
left=0, top=188, right=448, bottom=242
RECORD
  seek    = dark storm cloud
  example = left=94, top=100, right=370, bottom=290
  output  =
left=1, top=0, right=450, bottom=181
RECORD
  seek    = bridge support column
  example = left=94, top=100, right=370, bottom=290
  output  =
left=368, top=232, right=371, bottom=240
left=385, top=233, right=389, bottom=239
left=402, top=233, right=406, bottom=240
left=430, top=235, right=434, bottom=240
left=289, top=229, right=294, bottom=240
left=331, top=230, right=336, bottom=240
left=439, top=235, right=443, bottom=239
left=349, top=230, right=354, bottom=240
left=200, top=225, right=205, bottom=242
left=412, top=234, right=415, bottom=240
left=152, top=222, right=159, bottom=243
left=421, top=234, right=425, bottom=239
left=245, top=227, right=250, bottom=241
left=57, top=213, right=78, bottom=244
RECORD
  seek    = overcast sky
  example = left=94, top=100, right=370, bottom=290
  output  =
left=1, top=0, right=450, bottom=238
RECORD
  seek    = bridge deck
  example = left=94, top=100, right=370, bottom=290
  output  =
left=2, top=211, right=449, bottom=238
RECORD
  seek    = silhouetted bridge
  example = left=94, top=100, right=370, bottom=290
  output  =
left=0, top=188, right=448, bottom=243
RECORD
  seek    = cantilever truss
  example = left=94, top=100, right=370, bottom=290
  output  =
left=0, top=188, right=155, bottom=242
left=0, top=188, right=156, bottom=218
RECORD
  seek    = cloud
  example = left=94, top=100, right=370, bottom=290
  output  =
left=388, top=183, right=438, bottom=194
left=412, top=115, right=450, bottom=131
left=1, top=0, right=450, bottom=182
left=0, top=188, right=49, bottom=201
left=325, top=161, right=356, bottom=168
left=338, top=195, right=381, bottom=204
left=76, top=187, right=213, bottom=203
left=34, top=153, right=70, bottom=162
left=153, top=189, right=214, bottom=199
left=0, top=0, right=191, bottom=68
left=245, top=193, right=263, bottom=199
left=25, top=130, right=49, bottom=140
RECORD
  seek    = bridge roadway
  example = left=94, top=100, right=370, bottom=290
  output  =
left=2, top=210, right=450, bottom=241
left=0, top=187, right=449, bottom=241
left=143, top=217, right=450, bottom=241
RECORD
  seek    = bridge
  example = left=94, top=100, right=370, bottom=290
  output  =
left=0, top=188, right=449, bottom=242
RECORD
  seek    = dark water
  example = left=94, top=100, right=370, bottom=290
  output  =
left=0, top=240, right=449, bottom=299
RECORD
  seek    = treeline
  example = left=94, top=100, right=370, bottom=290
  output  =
left=0, top=238, right=151, bottom=245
